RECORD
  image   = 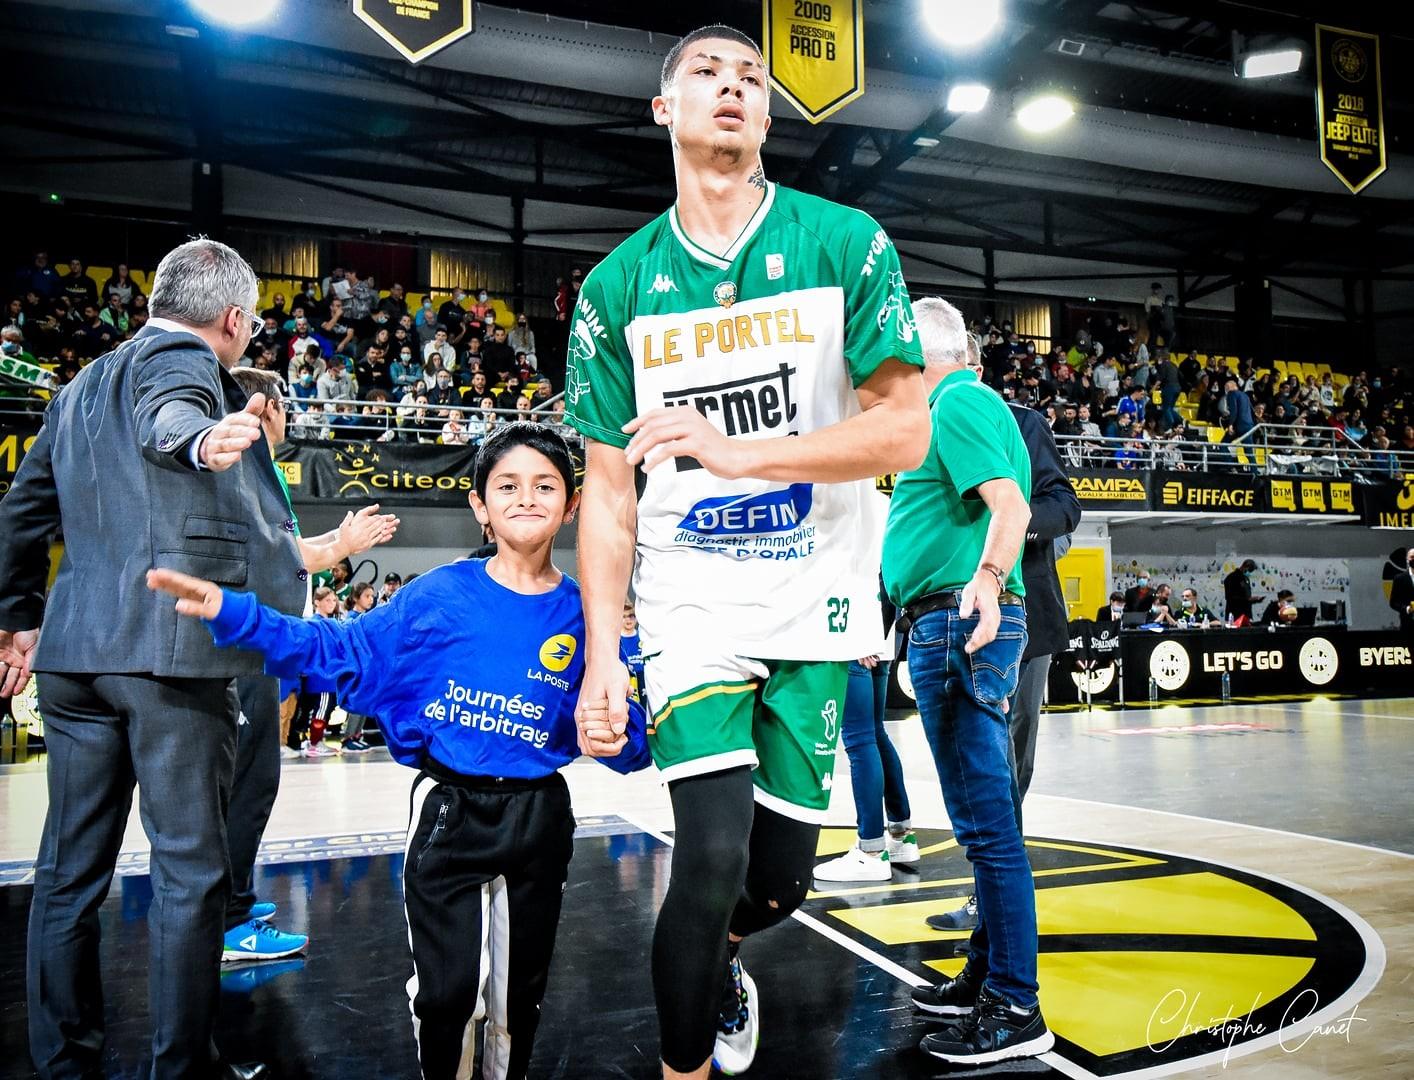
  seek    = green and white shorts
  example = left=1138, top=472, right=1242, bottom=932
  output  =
left=643, top=651, right=849, bottom=823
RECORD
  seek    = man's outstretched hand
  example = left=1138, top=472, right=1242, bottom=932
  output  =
left=146, top=569, right=224, bottom=620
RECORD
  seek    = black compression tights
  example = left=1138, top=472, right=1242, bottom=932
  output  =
left=652, top=766, right=821, bottom=1072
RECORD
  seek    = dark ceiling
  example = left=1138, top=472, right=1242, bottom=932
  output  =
left=5, top=0, right=1413, bottom=294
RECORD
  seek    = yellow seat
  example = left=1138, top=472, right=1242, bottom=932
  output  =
left=1273, top=360, right=1288, bottom=378
left=1224, top=356, right=1240, bottom=372
left=1207, top=426, right=1226, bottom=443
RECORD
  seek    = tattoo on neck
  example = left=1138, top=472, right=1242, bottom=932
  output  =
left=748, top=164, right=766, bottom=190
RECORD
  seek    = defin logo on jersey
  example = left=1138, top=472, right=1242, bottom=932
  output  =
left=539, top=634, right=578, bottom=672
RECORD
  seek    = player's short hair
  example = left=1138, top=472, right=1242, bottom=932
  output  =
left=473, top=421, right=577, bottom=502
left=660, top=24, right=764, bottom=94
left=231, top=366, right=286, bottom=403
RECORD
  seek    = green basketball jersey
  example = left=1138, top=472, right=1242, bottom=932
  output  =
left=565, top=182, right=923, bottom=661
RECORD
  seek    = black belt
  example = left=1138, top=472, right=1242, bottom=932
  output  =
left=899, top=589, right=1024, bottom=633
left=422, top=756, right=565, bottom=793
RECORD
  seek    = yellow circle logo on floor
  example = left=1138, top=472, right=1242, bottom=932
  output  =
left=805, top=828, right=1383, bottom=1076
left=539, top=634, right=578, bottom=672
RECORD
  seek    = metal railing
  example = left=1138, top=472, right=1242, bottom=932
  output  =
left=1052, top=423, right=1413, bottom=478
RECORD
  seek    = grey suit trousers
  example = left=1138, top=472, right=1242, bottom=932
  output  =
left=29, top=672, right=238, bottom=1080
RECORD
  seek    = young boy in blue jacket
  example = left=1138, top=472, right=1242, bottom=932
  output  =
left=149, top=422, right=650, bottom=1080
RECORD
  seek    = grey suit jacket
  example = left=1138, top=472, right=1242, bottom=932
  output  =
left=0, top=324, right=307, bottom=678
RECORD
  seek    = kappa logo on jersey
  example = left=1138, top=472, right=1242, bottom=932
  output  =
left=538, top=634, right=578, bottom=672
left=876, top=270, right=916, bottom=344
left=647, top=274, right=678, bottom=295
left=662, top=362, right=799, bottom=470
left=765, top=253, right=784, bottom=280
left=678, top=484, right=814, bottom=536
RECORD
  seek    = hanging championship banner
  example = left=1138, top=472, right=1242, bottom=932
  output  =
left=1315, top=24, right=1386, bottom=194
left=763, top=0, right=864, bottom=123
left=352, top=0, right=473, bottom=66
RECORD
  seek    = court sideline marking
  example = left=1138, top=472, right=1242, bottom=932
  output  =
left=616, top=810, right=1390, bottom=1080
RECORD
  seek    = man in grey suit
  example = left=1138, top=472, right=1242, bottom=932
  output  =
left=0, top=239, right=307, bottom=1080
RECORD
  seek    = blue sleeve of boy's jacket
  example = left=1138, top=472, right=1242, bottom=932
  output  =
left=206, top=590, right=419, bottom=760
left=595, top=696, right=654, bottom=776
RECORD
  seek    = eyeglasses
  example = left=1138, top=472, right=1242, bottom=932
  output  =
left=233, top=305, right=262, bottom=334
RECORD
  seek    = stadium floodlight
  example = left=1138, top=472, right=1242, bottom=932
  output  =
left=190, top=0, right=279, bottom=27
left=1016, top=93, right=1075, bottom=133
left=946, top=83, right=992, bottom=113
left=1240, top=48, right=1302, bottom=79
left=922, top=0, right=1003, bottom=49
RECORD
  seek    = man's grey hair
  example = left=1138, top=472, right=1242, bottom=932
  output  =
left=1, top=325, right=23, bottom=342
left=912, top=297, right=969, bottom=367
left=149, top=238, right=258, bottom=327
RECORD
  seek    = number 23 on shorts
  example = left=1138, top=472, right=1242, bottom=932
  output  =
left=826, top=597, right=850, bottom=634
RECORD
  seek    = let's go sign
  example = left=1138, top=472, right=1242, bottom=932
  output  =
left=763, top=0, right=864, bottom=123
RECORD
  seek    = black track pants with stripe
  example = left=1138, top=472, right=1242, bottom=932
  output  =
left=403, top=766, right=575, bottom=1080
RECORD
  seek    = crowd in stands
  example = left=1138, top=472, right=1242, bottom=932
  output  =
left=9, top=251, right=1410, bottom=472
left=5, top=250, right=579, bottom=447
left=973, top=308, right=1414, bottom=477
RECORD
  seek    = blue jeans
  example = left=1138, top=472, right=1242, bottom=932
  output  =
left=841, top=660, right=911, bottom=848
left=908, top=603, right=1038, bottom=1009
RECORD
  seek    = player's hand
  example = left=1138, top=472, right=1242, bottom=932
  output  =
left=960, top=570, right=1002, bottom=655
left=622, top=408, right=750, bottom=478
left=0, top=628, right=39, bottom=698
left=339, top=504, right=400, bottom=556
left=857, top=655, right=879, bottom=669
left=146, top=569, right=224, bottom=620
left=575, top=657, right=630, bottom=755
left=199, top=393, right=267, bottom=472
left=576, top=700, right=626, bottom=758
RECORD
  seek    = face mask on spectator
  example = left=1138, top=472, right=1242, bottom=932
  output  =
left=478, top=291, right=488, bottom=302
left=401, top=351, right=413, bottom=362
left=453, top=291, right=465, bottom=303
left=300, top=374, right=312, bottom=385
left=1137, top=575, right=1149, bottom=586
left=1, top=341, right=18, bottom=354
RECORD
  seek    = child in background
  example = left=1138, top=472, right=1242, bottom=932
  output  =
left=620, top=600, right=645, bottom=705
left=149, top=422, right=649, bottom=1080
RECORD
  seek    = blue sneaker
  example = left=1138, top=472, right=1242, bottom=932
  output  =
left=249, top=902, right=277, bottom=921
left=222, top=918, right=308, bottom=963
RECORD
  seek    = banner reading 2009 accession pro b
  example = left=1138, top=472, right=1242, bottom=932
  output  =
left=1316, top=24, right=1386, bottom=194
left=764, top=0, right=864, bottom=123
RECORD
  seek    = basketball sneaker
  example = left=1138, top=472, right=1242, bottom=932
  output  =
left=303, top=742, right=337, bottom=758
left=713, top=956, right=759, bottom=1075
left=920, top=986, right=1054, bottom=1064
left=926, top=894, right=978, bottom=931
left=222, top=919, right=308, bottom=963
left=341, top=738, right=373, bottom=754
left=814, top=846, right=891, bottom=882
left=911, top=964, right=982, bottom=1016
left=887, top=831, right=921, bottom=865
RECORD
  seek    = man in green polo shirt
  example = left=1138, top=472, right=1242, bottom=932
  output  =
left=882, top=297, right=1053, bottom=1066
